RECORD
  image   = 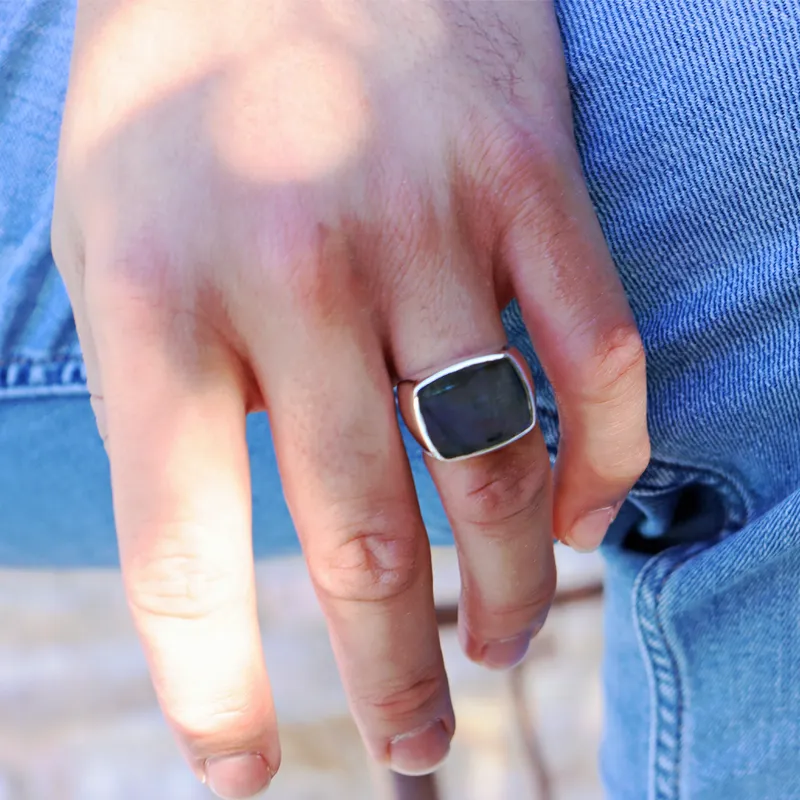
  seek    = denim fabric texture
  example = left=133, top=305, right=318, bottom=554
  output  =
left=2, top=0, right=800, bottom=797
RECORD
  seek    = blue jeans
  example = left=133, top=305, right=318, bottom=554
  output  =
left=2, top=1, right=800, bottom=797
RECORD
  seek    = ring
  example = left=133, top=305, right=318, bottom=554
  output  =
left=398, top=349, right=537, bottom=462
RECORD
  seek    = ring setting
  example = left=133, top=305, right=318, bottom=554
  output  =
left=400, top=349, right=537, bottom=462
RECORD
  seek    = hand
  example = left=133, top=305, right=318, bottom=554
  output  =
left=52, top=0, right=649, bottom=796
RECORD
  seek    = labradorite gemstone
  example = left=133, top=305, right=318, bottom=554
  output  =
left=417, top=358, right=533, bottom=460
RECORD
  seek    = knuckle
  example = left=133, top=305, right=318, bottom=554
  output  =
left=469, top=122, right=571, bottom=219
left=516, top=137, right=571, bottom=208
left=310, top=517, right=422, bottom=604
left=168, top=696, right=259, bottom=744
left=126, top=547, right=246, bottom=623
left=592, top=436, right=652, bottom=487
left=97, top=232, right=229, bottom=346
left=467, top=570, right=556, bottom=636
left=563, top=323, right=650, bottom=487
left=507, top=129, right=574, bottom=206
left=277, top=224, right=356, bottom=325
left=95, top=228, right=197, bottom=328
left=514, top=572, right=557, bottom=621
left=460, top=450, right=549, bottom=530
left=360, top=670, right=444, bottom=724
left=623, top=436, right=652, bottom=481
left=584, top=322, right=647, bottom=400
left=105, top=227, right=174, bottom=294
left=484, top=127, right=587, bottom=267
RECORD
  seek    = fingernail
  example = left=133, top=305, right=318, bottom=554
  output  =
left=389, top=719, right=451, bottom=776
left=482, top=631, right=533, bottom=670
left=566, top=505, right=618, bottom=552
left=204, top=752, right=273, bottom=799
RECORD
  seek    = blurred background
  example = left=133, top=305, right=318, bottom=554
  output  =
left=0, top=546, right=604, bottom=800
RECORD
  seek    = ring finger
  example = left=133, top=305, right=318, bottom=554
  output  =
left=392, top=237, right=556, bottom=671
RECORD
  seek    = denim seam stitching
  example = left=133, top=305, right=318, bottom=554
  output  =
left=0, top=355, right=82, bottom=365
left=633, top=541, right=714, bottom=800
left=0, top=356, right=86, bottom=394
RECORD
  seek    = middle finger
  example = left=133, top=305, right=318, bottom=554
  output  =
left=391, top=235, right=556, bottom=671
left=244, top=243, right=454, bottom=776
